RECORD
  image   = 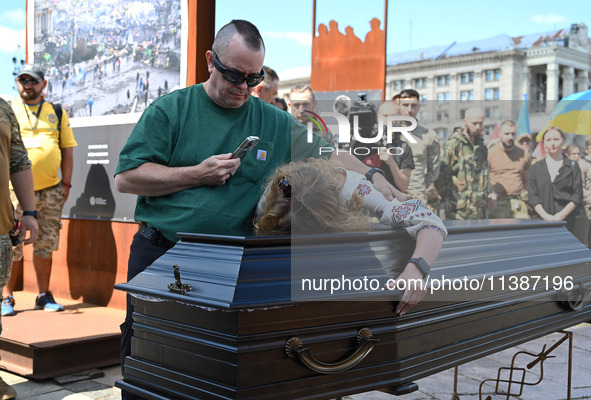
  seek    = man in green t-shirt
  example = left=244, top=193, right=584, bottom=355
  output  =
left=115, top=20, right=402, bottom=400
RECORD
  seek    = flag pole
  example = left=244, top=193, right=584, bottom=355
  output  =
left=312, top=0, right=317, bottom=41
left=383, top=0, right=388, bottom=101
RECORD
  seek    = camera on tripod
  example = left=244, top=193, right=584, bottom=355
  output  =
left=348, top=93, right=378, bottom=139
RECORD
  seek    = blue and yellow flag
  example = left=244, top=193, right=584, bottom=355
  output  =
left=537, top=89, right=591, bottom=141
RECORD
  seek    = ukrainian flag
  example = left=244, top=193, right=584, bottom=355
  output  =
left=536, top=89, right=591, bottom=141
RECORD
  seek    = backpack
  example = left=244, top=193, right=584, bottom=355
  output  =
left=52, top=103, right=63, bottom=140
left=47, top=102, right=64, bottom=146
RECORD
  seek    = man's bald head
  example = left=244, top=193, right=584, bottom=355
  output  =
left=464, top=107, right=484, bottom=120
left=463, top=107, right=484, bottom=142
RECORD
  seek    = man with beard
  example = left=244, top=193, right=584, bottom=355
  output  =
left=2, top=65, right=76, bottom=317
left=436, top=107, right=489, bottom=219
left=488, top=120, right=532, bottom=219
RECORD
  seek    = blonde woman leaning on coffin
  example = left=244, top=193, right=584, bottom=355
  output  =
left=254, top=158, right=447, bottom=316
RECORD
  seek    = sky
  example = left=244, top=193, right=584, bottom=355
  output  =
left=1, top=0, right=26, bottom=98
left=2, top=0, right=591, bottom=98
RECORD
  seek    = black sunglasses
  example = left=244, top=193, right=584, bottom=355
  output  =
left=212, top=50, right=265, bottom=87
left=17, top=77, right=40, bottom=86
left=278, top=177, right=291, bottom=199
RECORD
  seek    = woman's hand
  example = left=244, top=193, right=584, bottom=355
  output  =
left=372, top=173, right=407, bottom=202
left=386, top=263, right=427, bottom=316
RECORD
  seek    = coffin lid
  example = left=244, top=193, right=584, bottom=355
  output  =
left=115, top=219, right=591, bottom=310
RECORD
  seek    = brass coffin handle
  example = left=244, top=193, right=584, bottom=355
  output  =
left=285, top=328, right=380, bottom=374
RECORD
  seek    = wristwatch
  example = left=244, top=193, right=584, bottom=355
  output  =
left=23, top=210, right=39, bottom=219
left=365, top=167, right=385, bottom=183
left=408, top=257, right=431, bottom=278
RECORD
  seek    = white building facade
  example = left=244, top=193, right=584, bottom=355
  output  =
left=279, top=23, right=591, bottom=141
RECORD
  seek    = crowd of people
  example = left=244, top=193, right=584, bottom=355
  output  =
left=273, top=85, right=591, bottom=247
left=1, top=17, right=589, bottom=400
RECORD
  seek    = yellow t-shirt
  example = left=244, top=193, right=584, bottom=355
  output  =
left=11, top=98, right=77, bottom=191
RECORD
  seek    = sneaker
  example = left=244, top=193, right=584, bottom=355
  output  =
left=0, top=376, right=16, bottom=400
left=1, top=296, right=15, bottom=317
left=34, top=291, right=64, bottom=312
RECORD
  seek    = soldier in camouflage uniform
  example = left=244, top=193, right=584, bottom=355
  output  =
left=0, top=97, right=38, bottom=400
left=436, top=107, right=489, bottom=220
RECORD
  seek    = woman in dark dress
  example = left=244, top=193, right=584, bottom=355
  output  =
left=528, top=127, right=585, bottom=242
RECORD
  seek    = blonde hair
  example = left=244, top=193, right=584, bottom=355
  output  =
left=254, top=159, right=371, bottom=235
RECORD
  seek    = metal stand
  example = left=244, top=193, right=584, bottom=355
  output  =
left=475, top=330, right=573, bottom=399
left=451, top=365, right=461, bottom=399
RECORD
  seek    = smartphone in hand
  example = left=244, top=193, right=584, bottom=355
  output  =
left=231, top=136, right=260, bottom=160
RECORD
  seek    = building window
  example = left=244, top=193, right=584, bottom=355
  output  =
left=413, top=77, right=427, bottom=89
left=485, top=69, right=501, bottom=81
left=437, top=92, right=450, bottom=103
left=421, top=94, right=428, bottom=103
left=485, top=106, right=500, bottom=119
left=460, top=72, right=474, bottom=84
left=437, top=75, right=450, bottom=86
left=460, top=90, right=474, bottom=102
left=436, top=110, right=449, bottom=121
left=393, top=80, right=406, bottom=92
left=485, top=88, right=499, bottom=100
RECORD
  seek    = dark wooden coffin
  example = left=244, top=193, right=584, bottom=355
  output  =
left=115, top=220, right=591, bottom=400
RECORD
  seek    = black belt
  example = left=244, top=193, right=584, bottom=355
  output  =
left=138, top=222, right=175, bottom=249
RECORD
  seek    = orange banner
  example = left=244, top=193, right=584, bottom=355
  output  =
left=311, top=16, right=386, bottom=93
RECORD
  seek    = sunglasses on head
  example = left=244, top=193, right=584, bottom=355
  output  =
left=17, top=77, right=39, bottom=85
left=212, top=50, right=265, bottom=87
left=278, top=177, right=291, bottom=199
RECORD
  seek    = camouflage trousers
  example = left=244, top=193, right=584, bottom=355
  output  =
left=443, top=192, right=488, bottom=220
left=490, top=194, right=531, bottom=219
left=11, top=182, right=66, bottom=260
left=0, top=234, right=12, bottom=334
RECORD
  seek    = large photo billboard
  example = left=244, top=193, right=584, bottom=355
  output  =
left=26, top=0, right=188, bottom=221
left=30, top=0, right=186, bottom=118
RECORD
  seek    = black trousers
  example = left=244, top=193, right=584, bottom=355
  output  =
left=120, top=232, right=169, bottom=400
